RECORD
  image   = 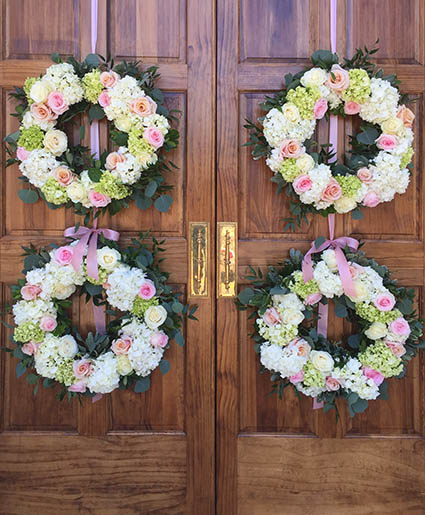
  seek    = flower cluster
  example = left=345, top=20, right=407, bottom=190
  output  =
left=247, top=47, right=415, bottom=224
left=6, top=55, right=179, bottom=217
left=237, top=246, right=424, bottom=415
left=9, top=235, right=194, bottom=398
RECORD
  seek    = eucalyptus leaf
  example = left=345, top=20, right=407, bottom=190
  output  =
left=238, top=288, right=254, bottom=305
left=18, top=189, right=38, bottom=204
left=159, top=359, right=170, bottom=375
left=154, top=194, right=173, bottom=213
left=134, top=376, right=151, bottom=393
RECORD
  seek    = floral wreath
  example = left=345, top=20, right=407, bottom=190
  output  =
left=245, top=46, right=415, bottom=229
left=5, top=233, right=197, bottom=399
left=237, top=245, right=425, bottom=416
left=5, top=53, right=179, bottom=218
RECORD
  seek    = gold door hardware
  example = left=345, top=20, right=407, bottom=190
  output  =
left=217, top=222, right=237, bottom=298
left=189, top=222, right=209, bottom=297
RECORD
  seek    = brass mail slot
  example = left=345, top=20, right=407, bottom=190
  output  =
left=217, top=222, right=237, bottom=298
left=189, top=222, right=209, bottom=297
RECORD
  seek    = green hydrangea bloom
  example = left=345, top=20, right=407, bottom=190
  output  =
left=289, top=271, right=319, bottom=300
left=279, top=158, right=300, bottom=182
left=55, top=359, right=75, bottom=386
left=286, top=86, right=321, bottom=120
left=355, top=303, right=401, bottom=324
left=259, top=323, right=298, bottom=346
left=82, top=69, right=103, bottom=103
left=128, top=127, right=155, bottom=158
left=359, top=341, right=403, bottom=377
left=14, top=321, right=44, bottom=343
left=400, top=147, right=414, bottom=169
left=41, top=177, right=68, bottom=205
left=94, top=171, right=131, bottom=200
left=132, top=296, right=159, bottom=318
left=302, top=360, right=325, bottom=388
left=342, top=69, right=371, bottom=104
left=85, top=265, right=109, bottom=285
left=23, top=77, right=37, bottom=105
left=335, top=174, right=362, bottom=198
left=17, top=126, right=44, bottom=151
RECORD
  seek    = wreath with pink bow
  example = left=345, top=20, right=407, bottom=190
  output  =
left=245, top=45, right=415, bottom=230
left=5, top=233, right=197, bottom=400
left=236, top=238, right=425, bottom=417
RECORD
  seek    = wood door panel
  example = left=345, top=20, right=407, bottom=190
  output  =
left=237, top=437, right=425, bottom=515
left=218, top=0, right=425, bottom=512
left=0, top=0, right=215, bottom=512
left=0, top=434, right=187, bottom=514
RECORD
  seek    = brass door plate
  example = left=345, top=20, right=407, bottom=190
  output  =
left=189, top=222, right=209, bottom=297
left=217, top=222, right=237, bottom=298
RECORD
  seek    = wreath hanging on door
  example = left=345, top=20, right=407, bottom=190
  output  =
left=245, top=46, right=415, bottom=229
left=236, top=245, right=425, bottom=416
left=4, top=53, right=179, bottom=218
left=6, top=233, right=197, bottom=399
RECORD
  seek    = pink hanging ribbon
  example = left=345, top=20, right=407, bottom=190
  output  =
left=90, top=0, right=100, bottom=160
left=312, top=1, right=340, bottom=410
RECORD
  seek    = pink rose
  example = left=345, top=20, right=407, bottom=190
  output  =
left=363, top=191, right=380, bottom=208
left=294, top=339, right=311, bottom=358
left=73, top=359, right=94, bottom=379
left=321, top=178, right=342, bottom=202
left=88, top=190, right=111, bottom=207
left=305, top=293, right=322, bottom=305
left=313, top=98, right=328, bottom=119
left=325, top=376, right=341, bottom=391
left=99, top=71, right=120, bottom=88
left=326, top=64, right=350, bottom=93
left=385, top=340, right=407, bottom=358
left=396, top=105, right=415, bottom=128
left=293, top=174, right=313, bottom=194
left=376, top=134, right=398, bottom=151
left=363, top=366, right=385, bottom=386
left=349, top=262, right=364, bottom=280
left=138, top=279, right=156, bottom=300
left=263, top=307, right=282, bottom=327
left=21, top=341, right=40, bottom=356
left=39, top=315, right=57, bottom=332
left=151, top=331, right=169, bottom=348
left=47, top=91, right=68, bottom=115
left=105, top=151, right=126, bottom=170
left=53, top=166, right=74, bottom=186
left=344, top=101, right=361, bottom=115
left=21, top=284, right=42, bottom=300
left=68, top=380, right=87, bottom=393
left=143, top=127, right=164, bottom=149
left=54, top=245, right=73, bottom=266
left=389, top=317, right=411, bottom=337
left=98, top=91, right=111, bottom=108
left=357, top=167, right=373, bottom=185
left=289, top=370, right=304, bottom=384
left=279, top=139, right=303, bottom=159
left=30, top=102, right=57, bottom=122
left=111, top=335, right=133, bottom=355
left=129, top=96, right=157, bottom=117
left=373, top=293, right=396, bottom=312
left=16, top=147, right=29, bottom=161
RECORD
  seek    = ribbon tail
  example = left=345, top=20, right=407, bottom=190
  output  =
left=313, top=398, right=325, bottom=410
left=70, top=231, right=91, bottom=274
left=334, top=247, right=356, bottom=298
left=86, top=232, right=99, bottom=281
left=93, top=300, right=106, bottom=335
left=317, top=301, right=329, bottom=337
left=92, top=392, right=103, bottom=403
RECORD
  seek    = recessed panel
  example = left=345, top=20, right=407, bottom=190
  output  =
left=5, top=0, right=78, bottom=59
left=240, top=0, right=312, bottom=61
left=111, top=0, right=185, bottom=61
left=347, top=0, right=421, bottom=64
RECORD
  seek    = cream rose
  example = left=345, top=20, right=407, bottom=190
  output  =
left=53, top=283, right=76, bottom=300
left=349, top=280, right=369, bottom=302
left=43, top=129, right=67, bottom=156
left=58, top=335, right=78, bottom=358
left=282, top=308, right=304, bottom=326
left=300, top=68, right=328, bottom=88
left=365, top=321, right=388, bottom=340
left=116, top=355, right=133, bottom=375
left=296, top=154, right=315, bottom=173
left=282, top=103, right=301, bottom=123
left=145, top=305, right=168, bottom=329
left=30, top=80, right=52, bottom=103
left=115, top=117, right=132, bottom=132
left=67, top=181, right=88, bottom=204
left=97, top=247, right=121, bottom=270
left=381, top=117, right=405, bottom=136
left=334, top=196, right=357, bottom=214
left=310, top=350, right=334, bottom=373
left=323, top=250, right=338, bottom=272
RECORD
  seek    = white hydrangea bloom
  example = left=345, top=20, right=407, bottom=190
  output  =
left=360, top=78, right=399, bottom=124
left=19, top=149, right=60, bottom=188
left=106, top=264, right=146, bottom=311
left=260, top=342, right=309, bottom=378
left=87, top=352, right=120, bottom=394
left=34, top=334, right=64, bottom=379
left=313, top=260, right=344, bottom=298
left=299, top=164, right=332, bottom=207
left=123, top=318, right=164, bottom=377
left=13, top=298, right=56, bottom=326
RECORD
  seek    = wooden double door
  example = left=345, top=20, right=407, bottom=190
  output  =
left=1, top=1, right=424, bottom=513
